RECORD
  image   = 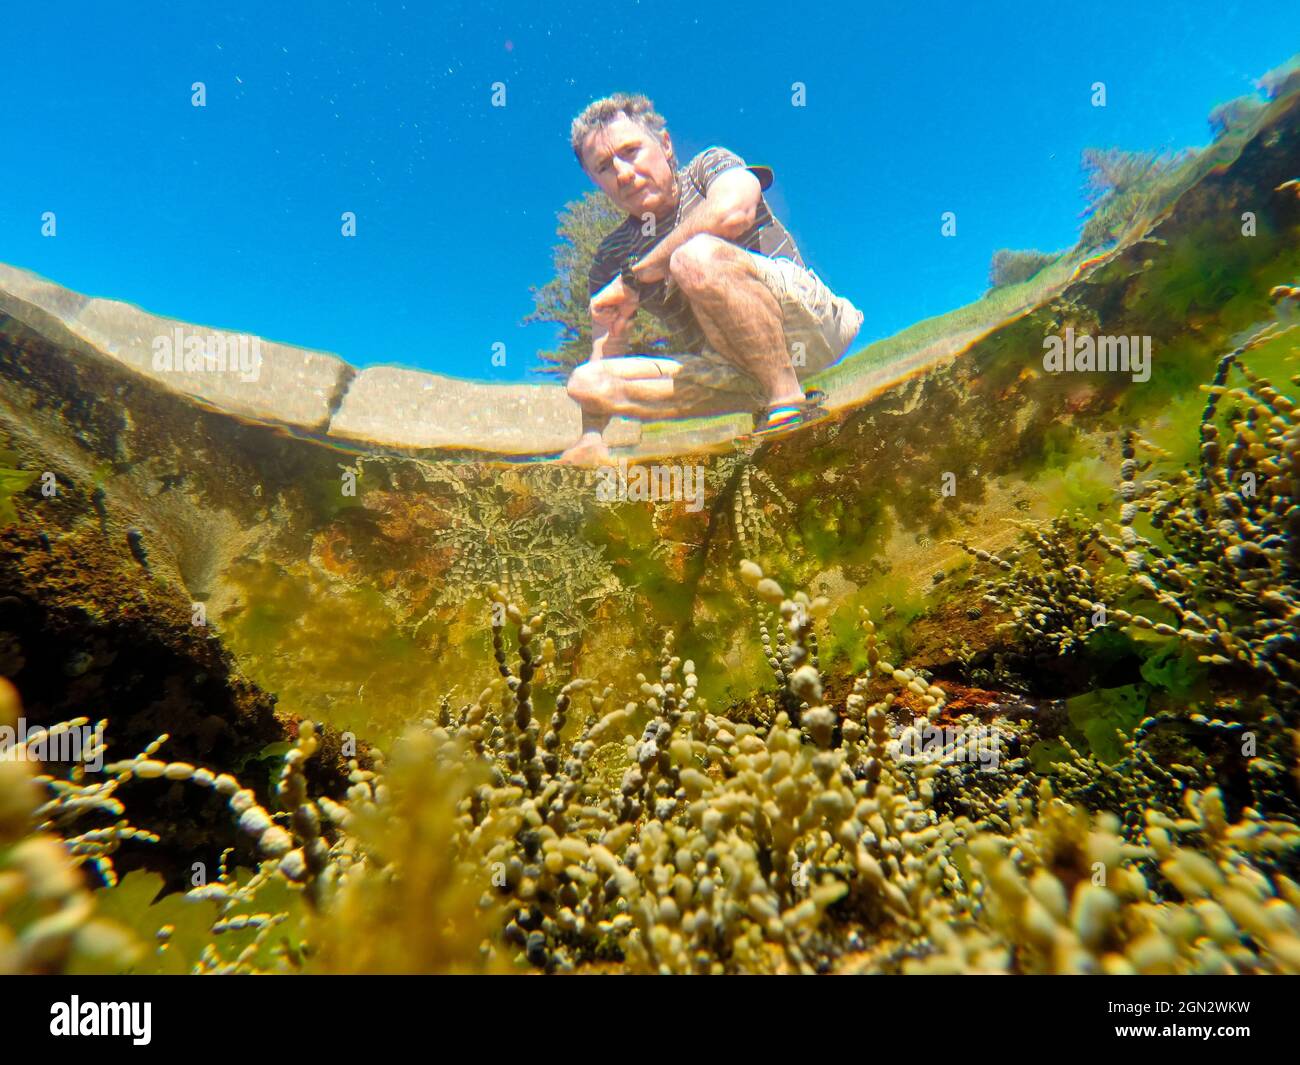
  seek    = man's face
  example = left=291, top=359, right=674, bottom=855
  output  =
left=580, top=115, right=677, bottom=220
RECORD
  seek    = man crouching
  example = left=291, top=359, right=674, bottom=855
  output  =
left=560, top=92, right=864, bottom=465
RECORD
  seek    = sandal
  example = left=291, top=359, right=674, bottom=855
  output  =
left=750, top=390, right=830, bottom=438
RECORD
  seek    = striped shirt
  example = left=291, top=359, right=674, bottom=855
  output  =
left=588, top=146, right=803, bottom=354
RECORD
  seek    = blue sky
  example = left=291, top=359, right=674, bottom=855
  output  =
left=0, top=2, right=1291, bottom=383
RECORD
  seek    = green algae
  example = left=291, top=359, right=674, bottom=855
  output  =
left=1025, top=452, right=1116, bottom=517
left=83, top=868, right=307, bottom=975
left=825, top=598, right=875, bottom=673
left=1066, top=683, right=1150, bottom=764
left=0, top=450, right=37, bottom=527
left=1138, top=637, right=1211, bottom=702
left=217, top=557, right=479, bottom=749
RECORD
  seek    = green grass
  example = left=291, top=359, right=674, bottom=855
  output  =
left=808, top=249, right=1085, bottom=397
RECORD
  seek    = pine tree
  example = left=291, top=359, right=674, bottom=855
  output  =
left=524, top=190, right=669, bottom=378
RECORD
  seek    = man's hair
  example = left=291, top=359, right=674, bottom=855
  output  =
left=570, top=92, right=673, bottom=171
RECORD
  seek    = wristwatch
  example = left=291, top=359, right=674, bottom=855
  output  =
left=620, top=255, right=651, bottom=297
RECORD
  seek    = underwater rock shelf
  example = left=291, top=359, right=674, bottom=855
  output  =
left=0, top=261, right=647, bottom=457
left=0, top=255, right=1105, bottom=461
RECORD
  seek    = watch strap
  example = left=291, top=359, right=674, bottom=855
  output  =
left=621, top=259, right=648, bottom=295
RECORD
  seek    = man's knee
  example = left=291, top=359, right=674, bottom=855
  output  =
left=669, top=234, right=742, bottom=291
left=568, top=360, right=620, bottom=414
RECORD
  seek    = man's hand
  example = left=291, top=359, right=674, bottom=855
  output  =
left=592, top=273, right=640, bottom=322
left=590, top=275, right=639, bottom=359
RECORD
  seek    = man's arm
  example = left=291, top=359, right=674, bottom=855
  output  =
left=589, top=275, right=639, bottom=360
left=631, top=167, right=762, bottom=284
left=591, top=313, right=625, bottom=360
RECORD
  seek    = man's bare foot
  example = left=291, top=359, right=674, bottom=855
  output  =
left=558, top=432, right=615, bottom=466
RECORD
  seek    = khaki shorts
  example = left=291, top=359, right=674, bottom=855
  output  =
left=613, top=252, right=864, bottom=418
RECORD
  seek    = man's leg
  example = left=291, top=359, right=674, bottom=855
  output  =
left=560, top=357, right=687, bottom=464
left=668, top=235, right=804, bottom=408
left=567, top=356, right=687, bottom=418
